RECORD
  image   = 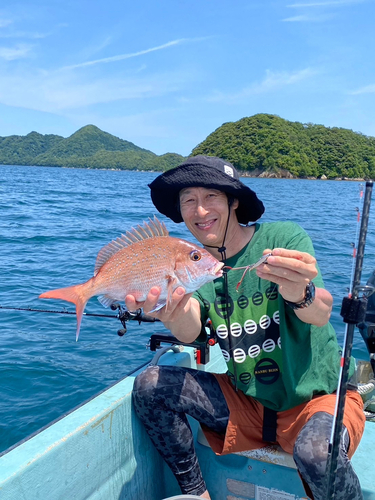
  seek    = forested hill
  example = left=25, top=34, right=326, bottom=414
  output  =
left=0, top=125, right=184, bottom=171
left=2, top=116, right=375, bottom=178
left=193, top=114, right=375, bottom=179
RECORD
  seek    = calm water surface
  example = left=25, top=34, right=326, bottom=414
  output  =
left=0, top=165, right=374, bottom=454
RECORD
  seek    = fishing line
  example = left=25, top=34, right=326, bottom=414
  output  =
left=325, top=181, right=373, bottom=499
left=0, top=305, right=118, bottom=318
left=349, top=183, right=364, bottom=297
left=213, top=253, right=277, bottom=378
left=0, top=304, right=160, bottom=337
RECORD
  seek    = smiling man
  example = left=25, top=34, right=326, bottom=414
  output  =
left=179, top=186, right=254, bottom=260
left=126, top=155, right=365, bottom=500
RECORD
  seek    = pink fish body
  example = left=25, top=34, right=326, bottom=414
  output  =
left=39, top=217, right=224, bottom=340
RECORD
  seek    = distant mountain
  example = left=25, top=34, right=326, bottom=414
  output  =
left=0, top=125, right=185, bottom=171
left=0, top=131, right=64, bottom=166
left=192, top=114, right=375, bottom=179
left=2, top=116, right=375, bottom=178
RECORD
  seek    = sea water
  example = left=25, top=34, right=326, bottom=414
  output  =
left=0, top=165, right=373, bottom=454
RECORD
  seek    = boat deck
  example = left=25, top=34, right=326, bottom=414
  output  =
left=0, top=344, right=374, bottom=500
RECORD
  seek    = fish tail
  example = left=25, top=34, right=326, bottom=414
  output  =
left=39, top=283, right=90, bottom=341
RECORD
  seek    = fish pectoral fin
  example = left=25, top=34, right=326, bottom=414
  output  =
left=97, top=294, right=118, bottom=308
left=149, top=301, right=167, bottom=313
left=165, top=275, right=178, bottom=312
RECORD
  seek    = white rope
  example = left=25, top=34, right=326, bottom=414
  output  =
left=357, top=379, right=375, bottom=395
left=357, top=379, right=375, bottom=419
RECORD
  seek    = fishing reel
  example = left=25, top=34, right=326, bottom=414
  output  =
left=110, top=304, right=159, bottom=336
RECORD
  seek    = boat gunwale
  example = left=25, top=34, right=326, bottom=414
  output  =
left=0, top=358, right=151, bottom=458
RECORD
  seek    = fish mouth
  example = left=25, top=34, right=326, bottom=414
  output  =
left=212, top=262, right=224, bottom=277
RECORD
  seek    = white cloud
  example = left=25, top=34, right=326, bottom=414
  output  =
left=0, top=30, right=50, bottom=39
left=287, top=0, right=365, bottom=6
left=251, top=68, right=318, bottom=92
left=73, top=35, right=115, bottom=63
left=0, top=35, right=205, bottom=112
left=0, top=18, right=12, bottom=28
left=283, top=15, right=312, bottom=20
left=206, top=68, right=318, bottom=102
left=282, top=13, right=334, bottom=20
left=0, top=66, right=195, bottom=113
left=0, top=43, right=33, bottom=60
left=60, top=38, right=202, bottom=71
left=349, top=84, right=375, bottom=95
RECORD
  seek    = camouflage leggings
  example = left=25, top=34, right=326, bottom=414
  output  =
left=132, top=365, right=362, bottom=499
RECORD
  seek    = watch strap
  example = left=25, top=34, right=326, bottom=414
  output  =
left=284, top=281, right=315, bottom=310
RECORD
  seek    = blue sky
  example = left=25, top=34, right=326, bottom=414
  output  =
left=0, top=0, right=374, bottom=156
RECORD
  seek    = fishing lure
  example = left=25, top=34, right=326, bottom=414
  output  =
left=224, top=252, right=273, bottom=291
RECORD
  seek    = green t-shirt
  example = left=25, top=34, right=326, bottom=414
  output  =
left=194, top=221, right=351, bottom=412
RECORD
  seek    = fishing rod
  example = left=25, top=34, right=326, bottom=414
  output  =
left=325, top=180, right=374, bottom=499
left=0, top=304, right=160, bottom=337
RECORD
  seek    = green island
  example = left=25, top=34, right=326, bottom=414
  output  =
left=1, top=113, right=375, bottom=180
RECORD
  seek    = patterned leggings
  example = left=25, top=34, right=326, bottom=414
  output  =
left=132, top=365, right=363, bottom=499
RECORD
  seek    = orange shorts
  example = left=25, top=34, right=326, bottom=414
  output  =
left=201, top=373, right=365, bottom=459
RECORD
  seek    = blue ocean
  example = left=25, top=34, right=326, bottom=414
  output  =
left=0, top=165, right=374, bottom=454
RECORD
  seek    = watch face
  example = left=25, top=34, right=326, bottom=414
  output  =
left=306, top=281, right=316, bottom=300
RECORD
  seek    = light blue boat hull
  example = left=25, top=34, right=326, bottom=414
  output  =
left=0, top=343, right=374, bottom=500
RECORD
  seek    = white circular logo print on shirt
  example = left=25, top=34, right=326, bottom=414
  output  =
left=216, top=324, right=228, bottom=339
left=230, top=322, right=242, bottom=337
left=233, top=348, right=247, bottom=363
left=244, top=319, right=257, bottom=334
left=222, top=349, right=230, bottom=362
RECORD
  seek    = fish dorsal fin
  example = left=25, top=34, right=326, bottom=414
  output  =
left=94, top=216, right=169, bottom=275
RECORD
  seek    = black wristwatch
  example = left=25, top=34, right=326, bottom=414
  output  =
left=284, top=281, right=316, bottom=310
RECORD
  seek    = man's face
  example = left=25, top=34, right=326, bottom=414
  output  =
left=179, top=186, right=238, bottom=247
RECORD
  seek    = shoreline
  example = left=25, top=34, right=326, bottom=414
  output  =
left=239, top=169, right=367, bottom=181
left=0, top=163, right=369, bottom=181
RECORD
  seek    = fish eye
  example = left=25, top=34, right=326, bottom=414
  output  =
left=190, top=250, right=201, bottom=262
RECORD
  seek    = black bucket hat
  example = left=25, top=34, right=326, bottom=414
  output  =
left=149, top=155, right=264, bottom=224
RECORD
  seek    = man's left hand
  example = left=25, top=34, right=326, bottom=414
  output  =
left=256, top=248, right=318, bottom=303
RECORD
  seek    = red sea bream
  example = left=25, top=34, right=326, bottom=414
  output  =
left=39, top=217, right=223, bottom=340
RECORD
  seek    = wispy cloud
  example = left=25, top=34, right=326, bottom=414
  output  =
left=0, top=18, right=12, bottom=28
left=0, top=12, right=51, bottom=39
left=256, top=68, right=317, bottom=89
left=0, top=43, right=33, bottom=60
left=206, top=68, right=318, bottom=102
left=0, top=30, right=50, bottom=39
left=282, top=14, right=333, bottom=20
left=0, top=66, right=196, bottom=113
left=349, top=84, right=375, bottom=95
left=0, top=35, right=203, bottom=114
left=283, top=15, right=313, bottom=21
left=61, top=38, right=202, bottom=70
left=74, top=35, right=115, bottom=63
left=284, top=0, right=364, bottom=22
left=287, top=0, right=365, bottom=7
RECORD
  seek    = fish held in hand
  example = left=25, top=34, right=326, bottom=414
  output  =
left=39, top=217, right=224, bottom=340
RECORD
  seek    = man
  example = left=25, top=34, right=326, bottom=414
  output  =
left=126, top=155, right=365, bottom=499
